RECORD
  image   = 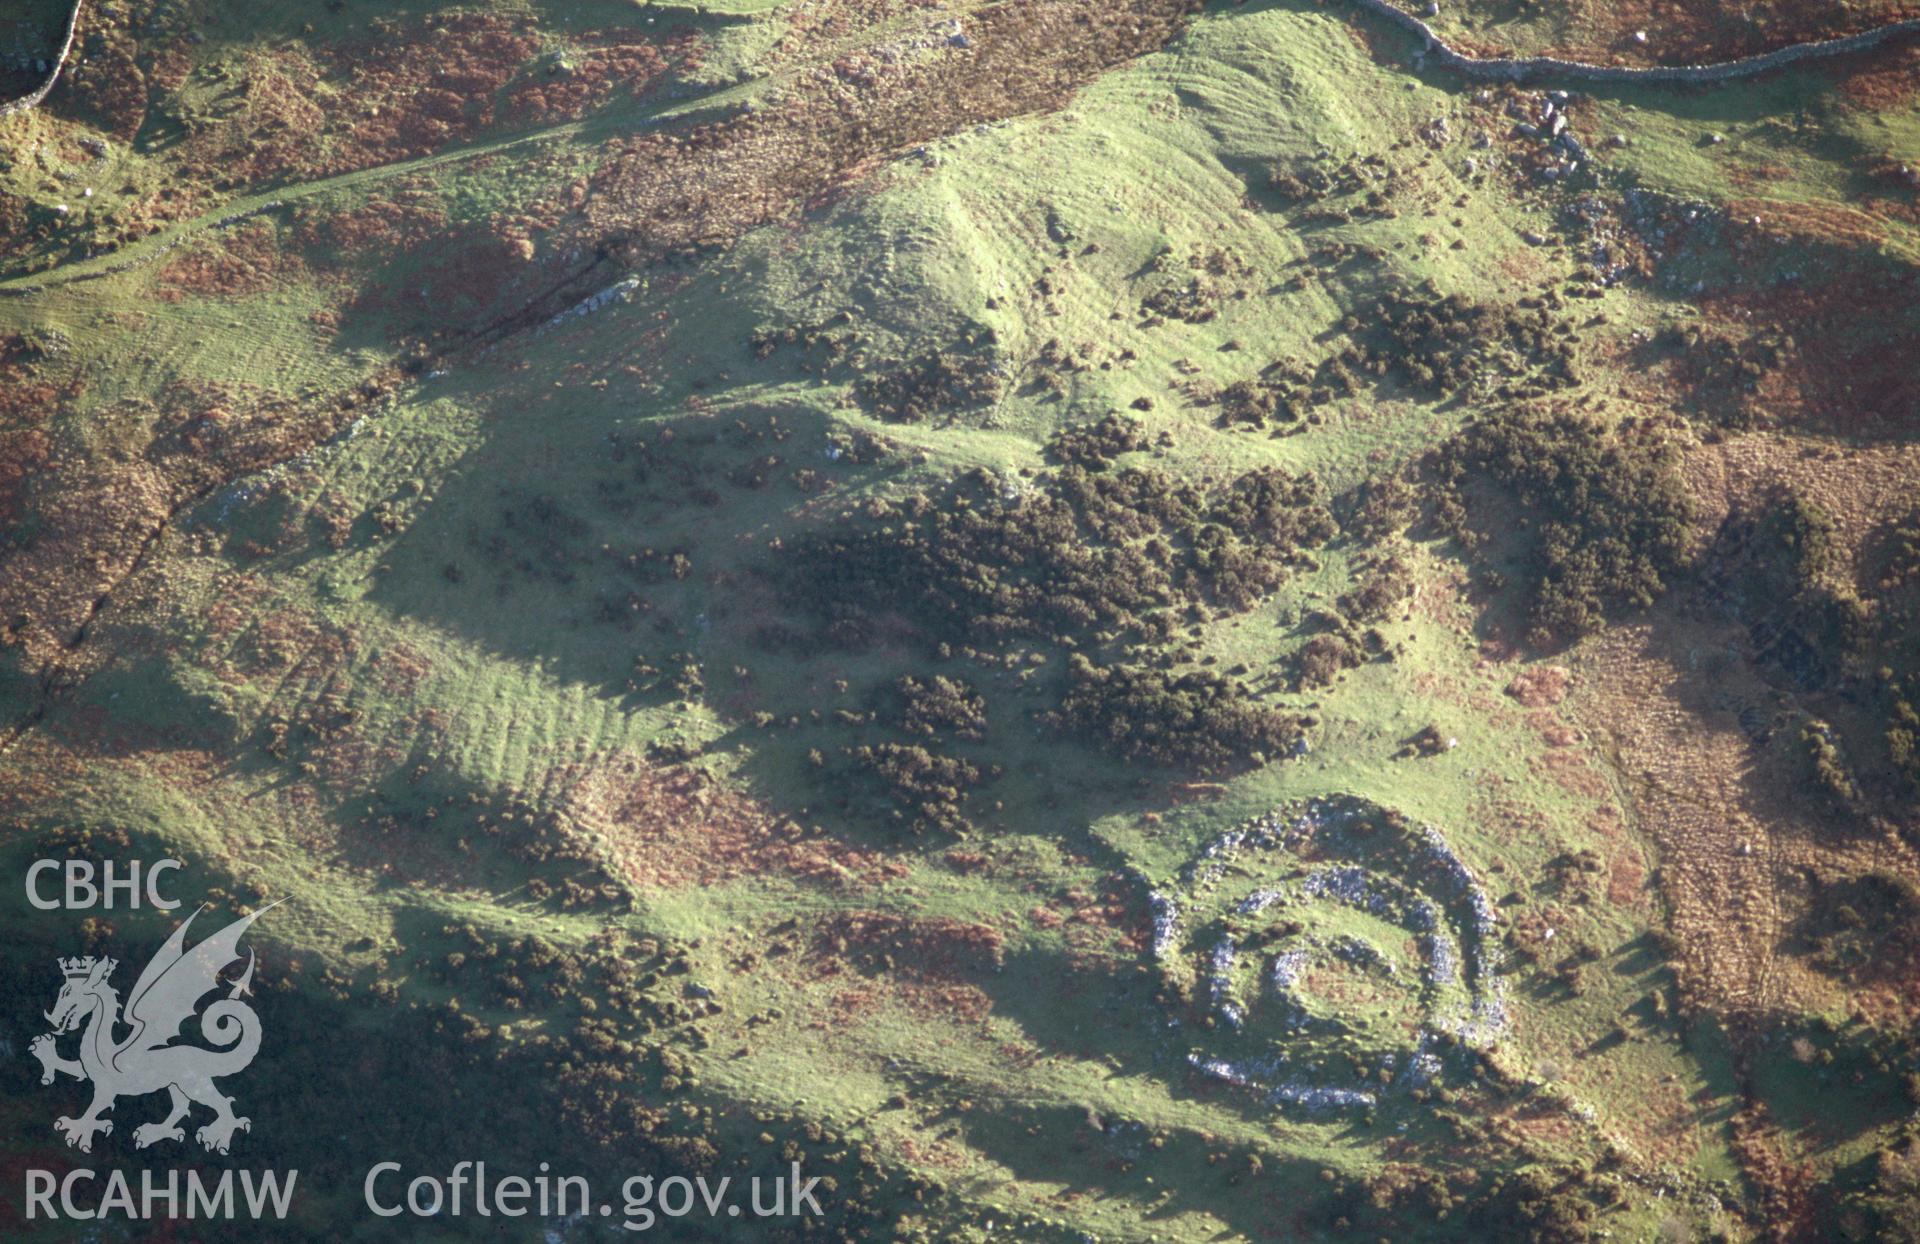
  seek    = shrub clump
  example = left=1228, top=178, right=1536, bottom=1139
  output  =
left=854, top=348, right=1004, bottom=423
left=1798, top=872, right=1920, bottom=983
left=892, top=675, right=988, bottom=742
left=1434, top=404, right=1694, bottom=647
left=1710, top=492, right=1920, bottom=813
left=1047, top=411, right=1145, bottom=469
left=774, top=459, right=1334, bottom=802
left=785, top=463, right=1334, bottom=651
left=1345, top=289, right=1580, bottom=399
left=1045, top=655, right=1307, bottom=772
left=1803, top=720, right=1862, bottom=810
left=1293, top=633, right=1363, bottom=690
left=843, top=743, right=983, bottom=834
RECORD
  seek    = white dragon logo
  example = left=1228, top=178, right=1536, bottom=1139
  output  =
left=29, top=903, right=277, bottom=1155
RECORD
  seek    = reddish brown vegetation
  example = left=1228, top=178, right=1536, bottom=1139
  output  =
left=298, top=191, right=451, bottom=255
left=1031, top=874, right=1151, bottom=954
left=274, top=190, right=539, bottom=334
left=156, top=219, right=310, bottom=299
left=814, top=911, right=1006, bottom=980
left=1529, top=711, right=1579, bottom=748
left=0, top=369, right=395, bottom=679
left=1476, top=0, right=1920, bottom=67
left=313, top=15, right=541, bottom=172
left=122, top=17, right=539, bottom=188
left=23, top=7, right=696, bottom=272
left=1666, top=210, right=1920, bottom=434
left=805, top=911, right=1007, bottom=1023
left=560, top=759, right=906, bottom=892
left=1607, top=846, right=1647, bottom=906
left=584, top=0, right=1201, bottom=260
left=57, top=29, right=148, bottom=140
left=500, top=27, right=698, bottom=125
left=1649, top=0, right=1920, bottom=63
left=1835, top=41, right=1920, bottom=108
left=0, top=336, right=65, bottom=531
left=366, top=227, right=537, bottom=332
left=1505, top=665, right=1571, bottom=708
left=1731, top=1103, right=1820, bottom=1239
left=179, top=50, right=330, bottom=185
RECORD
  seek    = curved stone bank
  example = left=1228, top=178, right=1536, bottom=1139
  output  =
left=1147, top=796, right=1509, bottom=1117
left=1343, top=0, right=1920, bottom=85
left=0, top=1, right=86, bottom=120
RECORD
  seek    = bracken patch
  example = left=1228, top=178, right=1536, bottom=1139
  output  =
left=559, top=757, right=906, bottom=892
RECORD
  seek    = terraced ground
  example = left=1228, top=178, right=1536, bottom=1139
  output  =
left=2, top=0, right=1919, bottom=1240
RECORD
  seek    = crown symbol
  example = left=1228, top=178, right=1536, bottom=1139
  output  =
left=59, top=956, right=96, bottom=979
